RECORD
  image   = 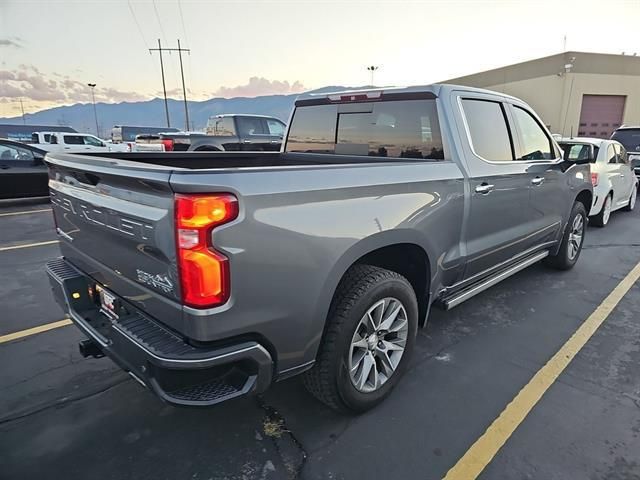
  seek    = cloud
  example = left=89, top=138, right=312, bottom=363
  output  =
left=213, top=77, right=306, bottom=98
left=0, top=38, right=22, bottom=48
left=0, top=65, right=148, bottom=105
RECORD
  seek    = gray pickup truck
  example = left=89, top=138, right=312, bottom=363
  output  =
left=45, top=84, right=592, bottom=413
left=134, top=114, right=286, bottom=152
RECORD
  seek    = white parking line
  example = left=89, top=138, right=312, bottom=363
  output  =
left=0, top=208, right=52, bottom=217
left=0, top=240, right=59, bottom=252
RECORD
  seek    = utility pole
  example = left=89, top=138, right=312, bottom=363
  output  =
left=149, top=39, right=191, bottom=130
left=177, top=39, right=191, bottom=131
left=19, top=98, right=26, bottom=125
left=87, top=83, right=99, bottom=137
left=149, top=39, right=171, bottom=128
left=367, top=65, right=379, bottom=86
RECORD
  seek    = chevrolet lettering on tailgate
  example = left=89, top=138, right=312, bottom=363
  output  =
left=51, top=190, right=154, bottom=241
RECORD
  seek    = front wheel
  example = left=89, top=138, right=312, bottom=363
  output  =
left=545, top=201, right=586, bottom=270
left=302, top=265, right=418, bottom=413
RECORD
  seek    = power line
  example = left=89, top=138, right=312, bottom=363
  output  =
left=152, top=0, right=168, bottom=47
left=177, top=0, right=189, bottom=47
left=127, top=0, right=150, bottom=50
left=177, top=0, right=196, bottom=129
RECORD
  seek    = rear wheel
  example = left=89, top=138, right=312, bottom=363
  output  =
left=545, top=201, right=586, bottom=270
left=591, top=193, right=612, bottom=227
left=623, top=187, right=636, bottom=212
left=302, top=265, right=418, bottom=413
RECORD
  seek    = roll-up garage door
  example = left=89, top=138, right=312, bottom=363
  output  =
left=577, top=95, right=626, bottom=139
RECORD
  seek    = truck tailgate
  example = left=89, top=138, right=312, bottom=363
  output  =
left=46, top=153, right=184, bottom=332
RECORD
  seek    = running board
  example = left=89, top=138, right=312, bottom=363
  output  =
left=438, top=250, right=549, bottom=310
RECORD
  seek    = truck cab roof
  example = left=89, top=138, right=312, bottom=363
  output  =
left=295, top=83, right=523, bottom=105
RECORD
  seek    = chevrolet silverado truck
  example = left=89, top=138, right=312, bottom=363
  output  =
left=134, top=114, right=286, bottom=152
left=45, top=84, right=592, bottom=413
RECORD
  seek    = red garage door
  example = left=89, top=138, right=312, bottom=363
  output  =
left=578, top=94, right=626, bottom=139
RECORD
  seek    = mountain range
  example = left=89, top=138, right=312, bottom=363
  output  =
left=0, top=86, right=359, bottom=136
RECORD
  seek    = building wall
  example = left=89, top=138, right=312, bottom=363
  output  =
left=460, top=73, right=640, bottom=137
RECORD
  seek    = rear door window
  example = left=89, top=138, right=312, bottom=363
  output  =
left=614, top=144, right=629, bottom=164
left=512, top=106, right=554, bottom=160
left=237, top=117, right=268, bottom=136
left=461, top=99, right=514, bottom=162
left=63, top=135, right=85, bottom=145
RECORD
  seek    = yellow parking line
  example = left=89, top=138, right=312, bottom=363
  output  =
left=443, top=259, right=640, bottom=480
left=0, top=319, right=72, bottom=344
left=0, top=208, right=51, bottom=217
left=0, top=240, right=59, bottom=252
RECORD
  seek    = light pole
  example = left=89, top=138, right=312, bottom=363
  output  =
left=367, top=65, right=379, bottom=86
left=87, top=83, right=99, bottom=137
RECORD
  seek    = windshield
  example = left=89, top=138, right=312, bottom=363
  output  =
left=558, top=142, right=598, bottom=163
left=611, top=129, right=640, bottom=152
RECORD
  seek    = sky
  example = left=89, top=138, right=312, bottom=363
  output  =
left=1, top=0, right=639, bottom=116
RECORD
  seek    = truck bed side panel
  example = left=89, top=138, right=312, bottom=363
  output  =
left=170, top=160, right=465, bottom=371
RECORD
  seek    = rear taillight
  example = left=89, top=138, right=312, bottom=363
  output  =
left=175, top=194, right=238, bottom=308
left=591, top=172, right=599, bottom=186
left=162, top=139, right=174, bottom=151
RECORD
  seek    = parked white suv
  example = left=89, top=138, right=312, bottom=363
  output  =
left=30, top=132, right=129, bottom=153
left=559, top=137, right=637, bottom=227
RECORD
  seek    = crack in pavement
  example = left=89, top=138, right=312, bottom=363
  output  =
left=0, top=375, right=130, bottom=426
left=256, top=396, right=308, bottom=479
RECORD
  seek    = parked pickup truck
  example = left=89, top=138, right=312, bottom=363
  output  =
left=45, top=84, right=592, bottom=412
left=30, top=131, right=129, bottom=153
left=133, top=114, right=286, bottom=152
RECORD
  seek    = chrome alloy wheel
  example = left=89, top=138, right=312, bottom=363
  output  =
left=603, top=195, right=612, bottom=225
left=348, top=297, right=408, bottom=393
left=568, top=213, right=584, bottom=261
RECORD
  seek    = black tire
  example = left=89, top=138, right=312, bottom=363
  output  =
left=623, top=187, right=637, bottom=212
left=591, top=192, right=612, bottom=227
left=545, top=201, right=587, bottom=270
left=302, top=265, right=418, bottom=413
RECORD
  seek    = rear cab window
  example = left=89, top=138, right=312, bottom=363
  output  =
left=286, top=98, right=444, bottom=160
left=559, top=143, right=597, bottom=163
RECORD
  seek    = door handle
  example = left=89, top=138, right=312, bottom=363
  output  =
left=531, top=177, right=545, bottom=186
left=270, top=140, right=280, bottom=143
left=243, top=140, right=252, bottom=144
left=475, top=183, right=494, bottom=194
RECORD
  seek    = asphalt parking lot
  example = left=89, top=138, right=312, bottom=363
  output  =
left=1, top=200, right=640, bottom=480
